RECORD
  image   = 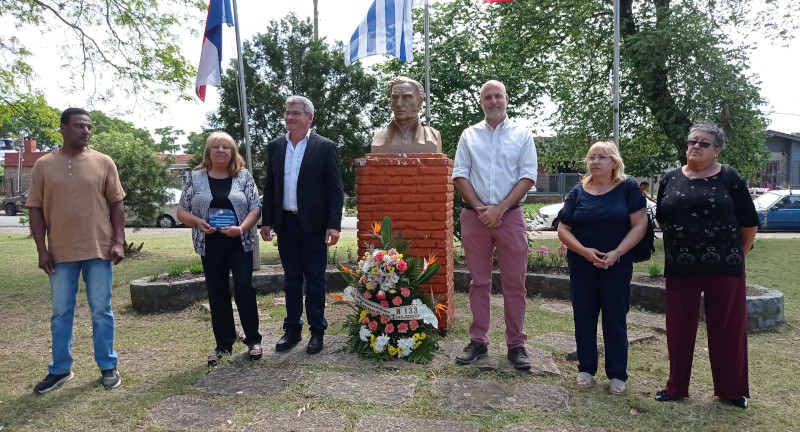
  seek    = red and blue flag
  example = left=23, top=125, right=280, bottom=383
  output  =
left=195, top=0, right=234, bottom=101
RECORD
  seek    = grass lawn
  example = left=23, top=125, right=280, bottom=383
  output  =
left=0, top=232, right=798, bottom=431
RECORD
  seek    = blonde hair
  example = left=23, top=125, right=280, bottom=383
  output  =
left=581, top=141, right=627, bottom=187
left=195, top=131, right=245, bottom=177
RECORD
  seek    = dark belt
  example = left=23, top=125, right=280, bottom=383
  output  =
left=462, top=203, right=521, bottom=211
left=283, top=209, right=299, bottom=215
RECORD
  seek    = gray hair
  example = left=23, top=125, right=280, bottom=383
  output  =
left=389, top=76, right=425, bottom=102
left=285, top=95, right=315, bottom=115
left=689, top=121, right=726, bottom=149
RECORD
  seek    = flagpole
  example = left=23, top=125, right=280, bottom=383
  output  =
left=424, top=0, right=431, bottom=125
left=613, top=0, right=620, bottom=148
left=232, top=0, right=260, bottom=270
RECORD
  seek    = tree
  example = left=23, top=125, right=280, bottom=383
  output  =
left=389, top=0, right=782, bottom=179
left=184, top=131, right=210, bottom=168
left=155, top=126, right=186, bottom=154
left=91, top=130, right=173, bottom=228
left=0, top=0, right=202, bottom=107
left=89, top=110, right=157, bottom=147
left=0, top=93, right=61, bottom=150
left=209, top=14, right=385, bottom=194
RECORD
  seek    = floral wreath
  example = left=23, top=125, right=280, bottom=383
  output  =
left=338, top=217, right=442, bottom=362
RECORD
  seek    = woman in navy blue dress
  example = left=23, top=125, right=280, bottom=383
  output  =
left=557, top=141, right=647, bottom=395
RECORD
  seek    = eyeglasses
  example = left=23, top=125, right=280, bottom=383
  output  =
left=687, top=140, right=714, bottom=149
left=587, top=154, right=610, bottom=161
left=285, top=111, right=308, bottom=117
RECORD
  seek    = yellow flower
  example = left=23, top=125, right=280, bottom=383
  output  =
left=420, top=332, right=427, bottom=340
left=389, top=267, right=395, bottom=273
left=389, top=289, right=397, bottom=294
left=397, top=348, right=404, bottom=354
left=371, top=268, right=377, bottom=274
left=360, top=310, right=368, bottom=320
left=388, top=346, right=397, bottom=356
left=370, top=334, right=376, bottom=342
left=412, top=333, right=420, bottom=340
left=414, top=341, right=421, bottom=349
left=397, top=254, right=403, bottom=259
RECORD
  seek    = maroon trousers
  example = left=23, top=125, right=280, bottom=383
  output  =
left=664, top=273, right=749, bottom=399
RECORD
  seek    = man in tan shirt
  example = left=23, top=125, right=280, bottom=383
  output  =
left=27, top=108, right=127, bottom=394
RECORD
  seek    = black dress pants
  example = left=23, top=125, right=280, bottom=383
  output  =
left=201, top=234, right=261, bottom=351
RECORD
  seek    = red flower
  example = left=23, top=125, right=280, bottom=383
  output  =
left=368, top=320, right=378, bottom=331
left=385, top=323, right=395, bottom=334
left=396, top=260, right=408, bottom=272
left=376, top=290, right=386, bottom=300
left=380, top=300, right=389, bottom=308
left=375, top=251, right=385, bottom=261
left=380, top=315, right=390, bottom=324
left=364, top=291, right=372, bottom=300
left=392, top=296, right=403, bottom=306
left=397, top=322, right=409, bottom=333
left=400, top=287, right=410, bottom=297
left=361, top=317, right=370, bottom=324
left=409, top=320, right=419, bottom=330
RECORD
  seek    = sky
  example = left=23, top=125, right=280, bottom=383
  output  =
left=17, top=0, right=800, bottom=143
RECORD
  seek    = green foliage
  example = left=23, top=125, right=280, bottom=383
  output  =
left=90, top=130, right=173, bottom=229
left=89, top=111, right=156, bottom=147
left=528, top=242, right=568, bottom=270
left=189, top=263, right=204, bottom=274
left=0, top=0, right=203, bottom=108
left=167, top=264, right=185, bottom=277
left=647, top=260, right=663, bottom=277
left=184, top=131, right=210, bottom=168
left=154, top=126, right=185, bottom=154
left=210, top=13, right=385, bottom=194
left=17, top=203, right=29, bottom=228
left=0, top=93, right=61, bottom=149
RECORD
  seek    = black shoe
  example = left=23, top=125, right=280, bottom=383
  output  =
left=33, top=371, right=74, bottom=394
left=101, top=368, right=121, bottom=390
left=726, top=397, right=748, bottom=409
left=655, top=389, right=681, bottom=402
left=306, top=334, right=324, bottom=354
left=507, top=346, right=532, bottom=371
left=275, top=332, right=302, bottom=352
left=455, top=341, right=488, bottom=365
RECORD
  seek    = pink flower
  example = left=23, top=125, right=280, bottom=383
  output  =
left=380, top=315, right=390, bottom=324
left=385, top=323, right=395, bottom=334
left=368, top=320, right=378, bottom=331
left=401, top=287, right=411, bottom=297
left=397, top=323, right=409, bottom=333
left=396, top=260, right=408, bottom=272
left=361, top=317, right=370, bottom=324
left=380, top=300, right=389, bottom=308
left=375, top=251, right=385, bottom=261
left=392, top=296, right=403, bottom=306
left=363, top=291, right=372, bottom=299
left=409, top=320, right=419, bottom=330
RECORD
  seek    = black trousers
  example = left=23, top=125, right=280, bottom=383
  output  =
left=201, top=234, right=261, bottom=351
left=277, top=211, right=329, bottom=336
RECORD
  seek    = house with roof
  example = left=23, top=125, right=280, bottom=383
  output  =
left=761, top=130, right=800, bottom=189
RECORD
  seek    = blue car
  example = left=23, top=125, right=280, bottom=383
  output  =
left=753, top=190, right=800, bottom=231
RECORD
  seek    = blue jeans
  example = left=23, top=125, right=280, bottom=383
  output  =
left=48, top=258, right=117, bottom=374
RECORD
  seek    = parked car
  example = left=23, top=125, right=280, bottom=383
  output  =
left=753, top=189, right=800, bottom=231
left=125, top=188, right=182, bottom=228
left=2, top=191, right=28, bottom=216
left=531, top=198, right=656, bottom=231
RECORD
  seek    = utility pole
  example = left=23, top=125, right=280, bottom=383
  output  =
left=313, top=0, right=319, bottom=40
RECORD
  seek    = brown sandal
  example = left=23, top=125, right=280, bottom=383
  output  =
left=248, top=343, right=262, bottom=361
left=207, top=348, right=230, bottom=366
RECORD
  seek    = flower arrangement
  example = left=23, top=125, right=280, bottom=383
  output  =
left=528, top=242, right=568, bottom=269
left=339, top=217, right=442, bottom=362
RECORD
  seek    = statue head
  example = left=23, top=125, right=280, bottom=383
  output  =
left=389, top=76, right=424, bottom=127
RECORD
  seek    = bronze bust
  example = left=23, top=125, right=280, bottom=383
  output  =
left=371, top=77, right=442, bottom=154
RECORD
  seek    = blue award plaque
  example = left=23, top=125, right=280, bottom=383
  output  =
left=208, top=208, right=237, bottom=228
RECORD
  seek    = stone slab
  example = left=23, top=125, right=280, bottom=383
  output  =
left=195, top=367, right=303, bottom=396
left=434, top=378, right=570, bottom=412
left=149, top=395, right=237, bottom=431
left=504, top=425, right=602, bottom=432
left=244, top=410, right=346, bottom=432
left=627, top=330, right=656, bottom=345
left=533, top=333, right=602, bottom=361
left=307, top=372, right=419, bottom=405
left=627, top=311, right=666, bottom=333
left=355, top=416, right=479, bottom=432
left=260, top=335, right=375, bottom=370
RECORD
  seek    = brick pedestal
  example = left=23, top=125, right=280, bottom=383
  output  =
left=355, top=153, right=455, bottom=329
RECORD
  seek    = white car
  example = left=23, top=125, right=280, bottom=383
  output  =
left=530, top=199, right=656, bottom=231
left=125, top=188, right=182, bottom=228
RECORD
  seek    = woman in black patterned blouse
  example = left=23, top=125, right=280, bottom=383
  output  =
left=654, top=121, right=758, bottom=409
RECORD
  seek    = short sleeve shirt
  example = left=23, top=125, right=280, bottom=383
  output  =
left=27, top=148, right=125, bottom=263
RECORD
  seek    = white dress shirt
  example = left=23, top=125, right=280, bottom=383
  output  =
left=452, top=117, right=537, bottom=205
left=283, top=130, right=310, bottom=211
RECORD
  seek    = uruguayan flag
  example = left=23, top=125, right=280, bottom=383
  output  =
left=344, top=0, right=426, bottom=66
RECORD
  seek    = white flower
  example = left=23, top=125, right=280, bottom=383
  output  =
left=374, top=334, right=391, bottom=353
left=396, top=337, right=416, bottom=358
left=359, top=325, right=371, bottom=342
left=411, top=298, right=422, bottom=305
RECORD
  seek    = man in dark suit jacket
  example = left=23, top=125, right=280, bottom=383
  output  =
left=260, top=95, right=344, bottom=354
